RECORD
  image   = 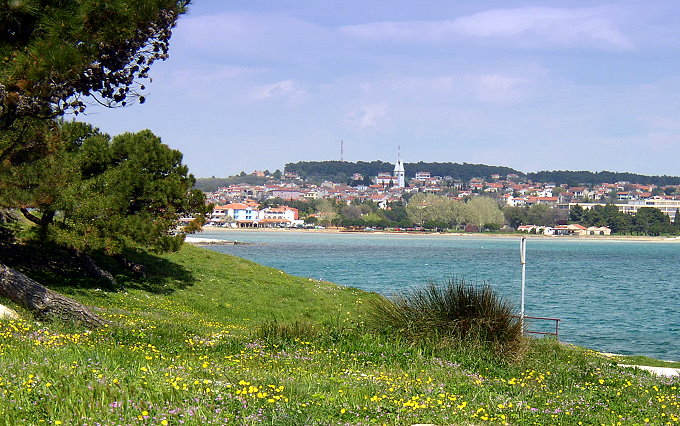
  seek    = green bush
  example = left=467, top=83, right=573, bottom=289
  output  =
left=366, top=278, right=525, bottom=358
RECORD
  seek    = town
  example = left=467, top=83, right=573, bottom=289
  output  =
left=199, top=159, right=680, bottom=236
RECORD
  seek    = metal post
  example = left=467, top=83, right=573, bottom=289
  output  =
left=520, top=237, right=527, bottom=334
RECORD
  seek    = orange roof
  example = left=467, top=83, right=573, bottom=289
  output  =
left=221, top=203, right=251, bottom=210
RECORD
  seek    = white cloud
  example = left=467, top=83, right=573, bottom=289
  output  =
left=454, top=7, right=632, bottom=49
left=340, top=7, right=633, bottom=50
left=346, top=103, right=389, bottom=129
left=466, top=74, right=531, bottom=104
left=250, top=80, right=308, bottom=102
left=340, top=20, right=454, bottom=43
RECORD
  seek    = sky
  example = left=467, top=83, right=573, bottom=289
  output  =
left=79, top=0, right=680, bottom=178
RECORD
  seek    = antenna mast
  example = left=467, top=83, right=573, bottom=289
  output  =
left=340, top=140, right=344, bottom=161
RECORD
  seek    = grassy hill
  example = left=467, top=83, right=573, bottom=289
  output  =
left=0, top=244, right=678, bottom=425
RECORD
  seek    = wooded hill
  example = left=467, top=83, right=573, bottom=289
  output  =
left=193, top=162, right=680, bottom=189
left=283, top=161, right=523, bottom=182
left=283, top=161, right=680, bottom=186
left=525, top=170, right=680, bottom=186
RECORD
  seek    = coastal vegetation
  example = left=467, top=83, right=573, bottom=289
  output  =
left=0, top=243, right=678, bottom=424
left=406, top=194, right=505, bottom=231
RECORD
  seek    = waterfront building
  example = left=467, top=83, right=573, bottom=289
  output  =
left=259, top=206, right=300, bottom=227
left=208, top=202, right=259, bottom=227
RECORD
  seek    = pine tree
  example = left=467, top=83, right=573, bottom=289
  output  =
left=0, top=0, right=190, bottom=325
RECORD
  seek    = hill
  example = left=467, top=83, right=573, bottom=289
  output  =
left=198, top=161, right=680, bottom=187
left=194, top=175, right=271, bottom=192
left=284, top=160, right=524, bottom=182
left=526, top=170, right=680, bottom=186
left=0, top=243, right=676, bottom=424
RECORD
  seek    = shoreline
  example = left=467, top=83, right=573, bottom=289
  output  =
left=198, top=225, right=680, bottom=243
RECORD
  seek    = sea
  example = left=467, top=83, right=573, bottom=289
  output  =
left=197, top=229, right=680, bottom=361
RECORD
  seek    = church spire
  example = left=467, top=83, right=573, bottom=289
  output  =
left=394, top=146, right=405, bottom=188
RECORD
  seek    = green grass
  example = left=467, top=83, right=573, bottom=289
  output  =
left=0, top=244, right=678, bottom=425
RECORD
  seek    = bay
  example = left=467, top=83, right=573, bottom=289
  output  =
left=198, top=230, right=680, bottom=361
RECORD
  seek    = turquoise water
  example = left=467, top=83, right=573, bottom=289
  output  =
left=199, top=230, right=680, bottom=360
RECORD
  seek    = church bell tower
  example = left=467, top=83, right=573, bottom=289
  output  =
left=394, top=147, right=405, bottom=188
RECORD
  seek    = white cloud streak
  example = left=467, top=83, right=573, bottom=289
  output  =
left=340, top=7, right=633, bottom=50
left=346, top=103, right=390, bottom=129
left=250, top=80, right=308, bottom=102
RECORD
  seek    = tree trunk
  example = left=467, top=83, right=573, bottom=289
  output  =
left=0, top=263, right=107, bottom=327
left=77, top=252, right=119, bottom=290
left=113, top=254, right=146, bottom=278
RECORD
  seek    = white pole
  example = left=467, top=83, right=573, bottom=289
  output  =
left=520, top=237, right=527, bottom=333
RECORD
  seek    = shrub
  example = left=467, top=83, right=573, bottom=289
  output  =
left=366, top=278, right=525, bottom=358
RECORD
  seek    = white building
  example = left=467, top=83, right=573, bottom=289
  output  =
left=394, top=156, right=405, bottom=188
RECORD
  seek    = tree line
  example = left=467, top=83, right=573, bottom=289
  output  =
left=526, top=170, right=680, bottom=186
left=283, top=161, right=524, bottom=183
left=196, top=164, right=680, bottom=190
left=263, top=195, right=506, bottom=231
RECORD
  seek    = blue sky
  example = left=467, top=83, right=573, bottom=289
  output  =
left=80, top=0, right=680, bottom=178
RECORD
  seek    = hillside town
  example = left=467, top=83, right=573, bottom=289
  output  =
left=200, top=159, right=680, bottom=234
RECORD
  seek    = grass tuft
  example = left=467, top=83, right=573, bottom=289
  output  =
left=367, top=277, right=526, bottom=358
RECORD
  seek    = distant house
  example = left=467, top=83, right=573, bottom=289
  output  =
left=283, top=171, right=301, bottom=180
left=526, top=196, right=558, bottom=206
left=413, top=171, right=431, bottom=181
left=260, top=206, right=300, bottom=227
left=484, top=182, right=504, bottom=192
left=208, top=203, right=260, bottom=227
left=587, top=226, right=612, bottom=236
left=270, top=189, right=303, bottom=200
left=375, top=172, right=398, bottom=186
left=568, top=187, right=588, bottom=198
left=553, top=224, right=588, bottom=236
left=517, top=225, right=554, bottom=235
left=502, top=195, right=527, bottom=207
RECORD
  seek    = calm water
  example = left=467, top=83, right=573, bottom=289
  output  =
left=199, top=230, right=680, bottom=360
